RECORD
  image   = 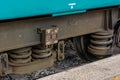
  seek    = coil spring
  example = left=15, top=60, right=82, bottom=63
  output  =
left=9, top=47, right=32, bottom=64
left=32, top=46, right=52, bottom=60
left=88, top=31, right=113, bottom=56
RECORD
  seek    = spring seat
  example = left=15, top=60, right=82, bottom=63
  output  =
left=9, top=47, right=32, bottom=64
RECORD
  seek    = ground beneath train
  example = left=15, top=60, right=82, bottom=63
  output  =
left=0, top=46, right=120, bottom=80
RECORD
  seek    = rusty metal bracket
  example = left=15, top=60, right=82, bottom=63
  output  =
left=0, top=53, right=8, bottom=76
left=37, top=26, right=59, bottom=46
left=57, top=41, right=65, bottom=61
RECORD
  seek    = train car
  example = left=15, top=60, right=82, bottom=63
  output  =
left=0, top=0, right=120, bottom=76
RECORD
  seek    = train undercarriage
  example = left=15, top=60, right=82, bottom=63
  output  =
left=0, top=7, right=120, bottom=76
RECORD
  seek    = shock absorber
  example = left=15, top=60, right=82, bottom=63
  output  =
left=88, top=31, right=113, bottom=56
left=32, top=45, right=52, bottom=60
left=9, top=47, right=32, bottom=64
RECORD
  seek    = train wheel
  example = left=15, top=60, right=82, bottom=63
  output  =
left=73, top=31, right=113, bottom=61
left=114, top=20, right=120, bottom=48
left=73, top=35, right=99, bottom=61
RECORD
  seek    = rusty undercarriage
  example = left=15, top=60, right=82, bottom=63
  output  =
left=0, top=7, right=120, bottom=76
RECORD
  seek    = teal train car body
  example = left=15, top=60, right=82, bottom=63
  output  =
left=0, top=0, right=120, bottom=20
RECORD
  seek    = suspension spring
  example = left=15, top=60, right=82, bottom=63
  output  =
left=88, top=31, right=113, bottom=56
left=9, top=47, right=32, bottom=64
left=32, top=45, right=52, bottom=60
